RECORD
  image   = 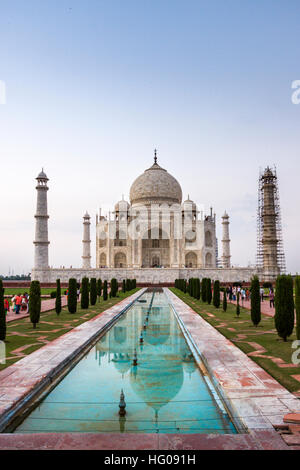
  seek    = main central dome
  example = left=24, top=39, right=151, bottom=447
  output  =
left=130, top=159, right=182, bottom=205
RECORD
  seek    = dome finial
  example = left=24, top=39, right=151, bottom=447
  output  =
left=154, top=148, right=157, bottom=164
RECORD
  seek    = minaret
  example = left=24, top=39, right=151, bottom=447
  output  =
left=34, top=169, right=50, bottom=270
left=221, top=211, right=231, bottom=268
left=82, top=212, right=91, bottom=269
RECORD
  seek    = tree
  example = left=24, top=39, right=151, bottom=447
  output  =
left=126, top=279, right=131, bottom=291
left=213, top=280, right=220, bottom=308
left=250, top=276, right=261, bottom=327
left=97, top=279, right=102, bottom=301
left=29, top=280, right=41, bottom=328
left=103, top=280, right=108, bottom=301
left=195, top=279, right=200, bottom=300
left=236, top=292, right=240, bottom=317
left=207, top=278, right=212, bottom=304
left=110, top=278, right=118, bottom=297
left=203, top=279, right=206, bottom=301
left=90, top=278, right=97, bottom=306
left=122, top=279, right=126, bottom=293
left=81, top=277, right=89, bottom=309
left=275, top=275, right=294, bottom=342
left=222, top=288, right=227, bottom=312
left=68, top=278, right=77, bottom=313
left=55, top=279, right=62, bottom=315
left=295, top=275, right=300, bottom=341
left=0, top=279, right=6, bottom=341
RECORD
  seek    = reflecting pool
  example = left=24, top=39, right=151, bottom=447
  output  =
left=15, top=291, right=236, bottom=434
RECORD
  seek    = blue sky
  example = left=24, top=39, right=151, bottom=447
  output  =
left=1, top=0, right=300, bottom=273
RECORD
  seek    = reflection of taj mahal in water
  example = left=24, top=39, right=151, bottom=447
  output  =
left=95, top=297, right=196, bottom=416
left=31, top=151, right=285, bottom=283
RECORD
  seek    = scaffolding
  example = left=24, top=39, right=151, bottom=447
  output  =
left=256, top=166, right=286, bottom=273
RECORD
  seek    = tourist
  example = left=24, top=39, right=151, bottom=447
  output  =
left=4, top=298, right=10, bottom=315
left=246, top=288, right=250, bottom=302
left=232, top=287, right=236, bottom=301
left=241, top=288, right=246, bottom=306
left=77, top=287, right=80, bottom=300
left=15, top=293, right=22, bottom=314
left=269, top=290, right=275, bottom=308
left=260, top=287, right=264, bottom=302
left=11, top=295, right=16, bottom=312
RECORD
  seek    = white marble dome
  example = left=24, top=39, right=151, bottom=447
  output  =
left=130, top=161, right=182, bottom=205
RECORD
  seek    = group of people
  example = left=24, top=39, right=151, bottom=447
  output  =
left=10, top=293, right=29, bottom=314
left=225, top=285, right=275, bottom=308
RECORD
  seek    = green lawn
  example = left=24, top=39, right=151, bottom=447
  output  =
left=4, top=287, right=61, bottom=295
left=171, top=288, right=300, bottom=393
left=1, top=289, right=140, bottom=371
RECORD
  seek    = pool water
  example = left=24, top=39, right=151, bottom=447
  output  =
left=15, top=291, right=236, bottom=434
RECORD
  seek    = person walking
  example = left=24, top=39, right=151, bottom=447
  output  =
left=15, top=294, right=22, bottom=314
left=260, top=287, right=264, bottom=302
left=4, top=298, right=10, bottom=315
left=269, top=289, right=275, bottom=308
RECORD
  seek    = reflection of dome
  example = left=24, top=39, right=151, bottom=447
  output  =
left=130, top=360, right=183, bottom=412
left=112, top=353, right=131, bottom=375
left=130, top=160, right=182, bottom=205
left=144, top=322, right=170, bottom=346
left=182, top=358, right=197, bottom=376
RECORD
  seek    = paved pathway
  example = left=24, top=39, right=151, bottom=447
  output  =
left=6, top=296, right=69, bottom=323
left=225, top=294, right=275, bottom=317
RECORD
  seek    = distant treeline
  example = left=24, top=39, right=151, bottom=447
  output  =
left=0, top=275, right=31, bottom=280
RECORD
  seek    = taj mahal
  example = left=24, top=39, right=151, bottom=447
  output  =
left=31, top=151, right=285, bottom=284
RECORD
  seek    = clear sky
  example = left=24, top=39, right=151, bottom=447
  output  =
left=0, top=0, right=300, bottom=274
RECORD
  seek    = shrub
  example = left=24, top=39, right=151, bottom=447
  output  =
left=213, top=280, right=220, bottom=308
left=110, top=278, right=118, bottom=297
left=201, top=278, right=207, bottom=302
left=55, top=279, right=62, bottom=315
left=29, top=280, right=41, bottom=328
left=222, top=288, right=227, bottom=312
left=68, top=278, right=77, bottom=313
left=236, top=292, right=240, bottom=317
left=103, top=280, right=108, bottom=301
left=90, top=278, right=97, bottom=306
left=81, top=277, right=90, bottom=309
left=50, top=291, right=57, bottom=299
left=250, top=276, right=261, bottom=327
left=295, top=275, right=300, bottom=341
left=206, top=278, right=212, bottom=304
left=0, top=280, right=6, bottom=341
left=275, top=275, right=294, bottom=341
left=97, top=279, right=102, bottom=300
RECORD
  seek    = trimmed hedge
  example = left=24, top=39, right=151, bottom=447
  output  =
left=55, top=279, right=61, bottom=315
left=90, top=278, right=97, bottom=306
left=213, top=280, right=220, bottom=308
left=275, top=275, right=294, bottom=342
left=0, top=279, right=6, bottom=341
left=29, top=280, right=41, bottom=328
left=68, top=278, right=77, bottom=314
left=81, top=277, right=90, bottom=309
left=250, top=276, right=261, bottom=327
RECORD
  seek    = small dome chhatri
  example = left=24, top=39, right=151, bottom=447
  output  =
left=36, top=168, right=48, bottom=181
left=130, top=150, right=182, bottom=205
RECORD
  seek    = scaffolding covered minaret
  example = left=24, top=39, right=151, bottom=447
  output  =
left=257, top=166, right=286, bottom=280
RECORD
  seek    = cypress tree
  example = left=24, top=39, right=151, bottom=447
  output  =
left=90, top=278, right=97, bottom=306
left=29, top=280, right=41, bottom=329
left=81, top=277, right=89, bottom=309
left=213, top=280, right=220, bottom=308
left=68, top=278, right=77, bottom=313
left=207, top=278, right=212, bottom=304
left=55, top=279, right=62, bottom=315
left=126, top=279, right=131, bottom=291
left=195, top=279, right=200, bottom=300
left=103, top=280, right=108, bottom=301
left=202, top=278, right=207, bottom=302
left=275, top=275, right=294, bottom=342
left=122, top=279, right=126, bottom=293
left=295, top=275, right=300, bottom=341
left=236, top=291, right=240, bottom=317
left=0, top=279, right=6, bottom=341
left=222, top=288, right=227, bottom=312
left=110, top=278, right=118, bottom=297
left=97, top=279, right=102, bottom=301
left=133, top=279, right=136, bottom=289
left=250, top=276, right=261, bottom=327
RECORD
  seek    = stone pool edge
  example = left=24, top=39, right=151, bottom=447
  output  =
left=164, top=288, right=300, bottom=435
left=0, top=288, right=146, bottom=433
